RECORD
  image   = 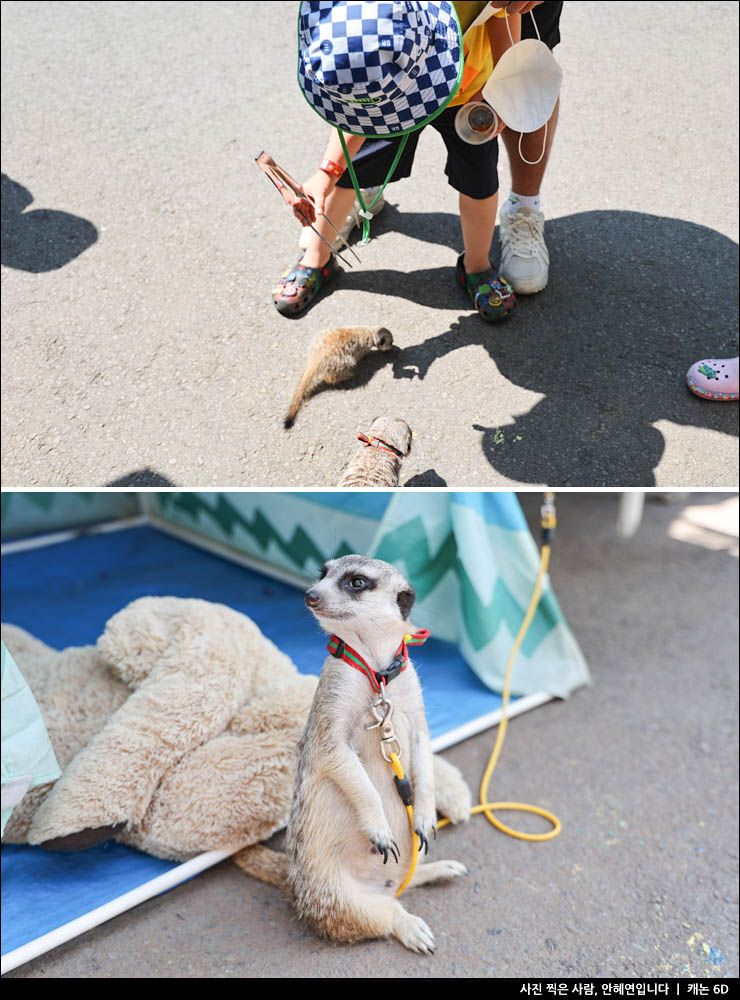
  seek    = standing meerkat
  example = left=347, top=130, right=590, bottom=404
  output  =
left=291, top=556, right=468, bottom=952
left=235, top=556, right=470, bottom=953
left=337, top=415, right=412, bottom=488
left=284, top=325, right=394, bottom=428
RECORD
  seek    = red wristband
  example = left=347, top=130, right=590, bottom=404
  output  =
left=319, top=158, right=343, bottom=179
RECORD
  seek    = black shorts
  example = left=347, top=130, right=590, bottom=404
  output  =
left=336, top=1, right=563, bottom=201
left=523, top=0, right=563, bottom=47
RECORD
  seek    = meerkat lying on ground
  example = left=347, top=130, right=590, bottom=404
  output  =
left=284, top=325, right=394, bottom=428
left=337, top=416, right=412, bottom=487
left=234, top=556, right=470, bottom=954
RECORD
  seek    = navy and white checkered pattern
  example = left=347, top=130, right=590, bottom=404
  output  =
left=298, top=2, right=462, bottom=137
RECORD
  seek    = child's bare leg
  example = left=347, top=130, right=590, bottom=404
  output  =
left=501, top=98, right=559, bottom=198
left=497, top=101, right=559, bottom=294
left=459, top=191, right=499, bottom=274
left=300, top=184, right=358, bottom=268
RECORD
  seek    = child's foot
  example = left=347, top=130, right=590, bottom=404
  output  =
left=456, top=254, right=516, bottom=323
left=271, top=255, right=339, bottom=316
left=686, top=357, right=739, bottom=400
left=499, top=205, right=549, bottom=294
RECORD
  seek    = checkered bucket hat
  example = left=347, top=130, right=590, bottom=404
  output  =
left=298, top=1, right=463, bottom=138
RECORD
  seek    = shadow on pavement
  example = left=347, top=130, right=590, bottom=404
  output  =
left=404, top=469, right=448, bottom=487
left=106, top=469, right=175, bottom=486
left=343, top=210, right=739, bottom=486
left=1, top=174, right=98, bottom=272
left=371, top=201, right=462, bottom=255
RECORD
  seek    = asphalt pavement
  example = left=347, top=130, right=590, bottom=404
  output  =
left=1, top=2, right=738, bottom=487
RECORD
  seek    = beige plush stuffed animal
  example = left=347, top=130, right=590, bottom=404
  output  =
left=1, top=597, right=318, bottom=861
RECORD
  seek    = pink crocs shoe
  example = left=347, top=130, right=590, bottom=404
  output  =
left=686, top=357, right=739, bottom=401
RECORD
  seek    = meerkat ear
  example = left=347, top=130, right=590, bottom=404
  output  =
left=397, top=586, right=416, bottom=619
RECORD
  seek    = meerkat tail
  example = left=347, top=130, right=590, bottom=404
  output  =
left=284, top=366, right=320, bottom=429
left=232, top=844, right=289, bottom=891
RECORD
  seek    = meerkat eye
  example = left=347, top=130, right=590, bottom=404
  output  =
left=319, top=564, right=328, bottom=580
left=349, top=576, right=367, bottom=590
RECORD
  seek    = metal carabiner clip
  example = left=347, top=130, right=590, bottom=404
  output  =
left=365, top=695, right=402, bottom=762
left=379, top=735, right=402, bottom=764
left=365, top=694, right=393, bottom=732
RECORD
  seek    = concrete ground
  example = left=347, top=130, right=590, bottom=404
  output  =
left=4, top=491, right=738, bottom=979
left=1, top=2, right=738, bottom=488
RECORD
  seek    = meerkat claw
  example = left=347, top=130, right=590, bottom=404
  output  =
left=371, top=836, right=401, bottom=864
left=373, top=841, right=389, bottom=864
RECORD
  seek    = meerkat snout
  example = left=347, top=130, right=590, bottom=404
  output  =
left=304, top=589, right=321, bottom=609
left=373, top=327, right=393, bottom=351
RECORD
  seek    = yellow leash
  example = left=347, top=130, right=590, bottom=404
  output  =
left=390, top=496, right=561, bottom=897
left=388, top=751, right=420, bottom=897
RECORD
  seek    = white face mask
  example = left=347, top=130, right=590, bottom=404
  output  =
left=482, top=15, right=563, bottom=165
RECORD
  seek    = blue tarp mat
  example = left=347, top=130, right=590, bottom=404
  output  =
left=1, top=525, right=516, bottom=959
left=1, top=842, right=176, bottom=955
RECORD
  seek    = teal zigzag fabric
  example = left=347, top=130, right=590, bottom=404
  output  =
left=145, top=492, right=588, bottom=698
left=371, top=494, right=590, bottom=699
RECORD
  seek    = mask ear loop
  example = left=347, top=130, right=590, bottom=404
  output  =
left=504, top=9, right=516, bottom=45
left=518, top=122, right=548, bottom=166
left=529, top=8, right=541, bottom=41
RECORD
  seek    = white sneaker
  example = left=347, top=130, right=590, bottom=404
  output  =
left=499, top=205, right=549, bottom=294
left=298, top=186, right=386, bottom=250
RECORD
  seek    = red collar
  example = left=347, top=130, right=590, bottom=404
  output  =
left=357, top=431, right=405, bottom=458
left=327, top=630, right=430, bottom=694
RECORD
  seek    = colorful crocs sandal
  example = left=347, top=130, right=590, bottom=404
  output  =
left=271, top=256, right=339, bottom=317
left=686, top=357, right=739, bottom=401
left=456, top=254, right=516, bottom=323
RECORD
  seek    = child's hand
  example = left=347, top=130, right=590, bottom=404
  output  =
left=489, top=1, right=542, bottom=12
left=294, top=170, right=335, bottom=225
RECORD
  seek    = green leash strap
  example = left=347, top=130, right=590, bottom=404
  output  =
left=338, top=129, right=410, bottom=245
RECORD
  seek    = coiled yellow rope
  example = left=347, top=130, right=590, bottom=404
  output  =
left=393, top=534, right=561, bottom=898
left=440, top=543, right=561, bottom=841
